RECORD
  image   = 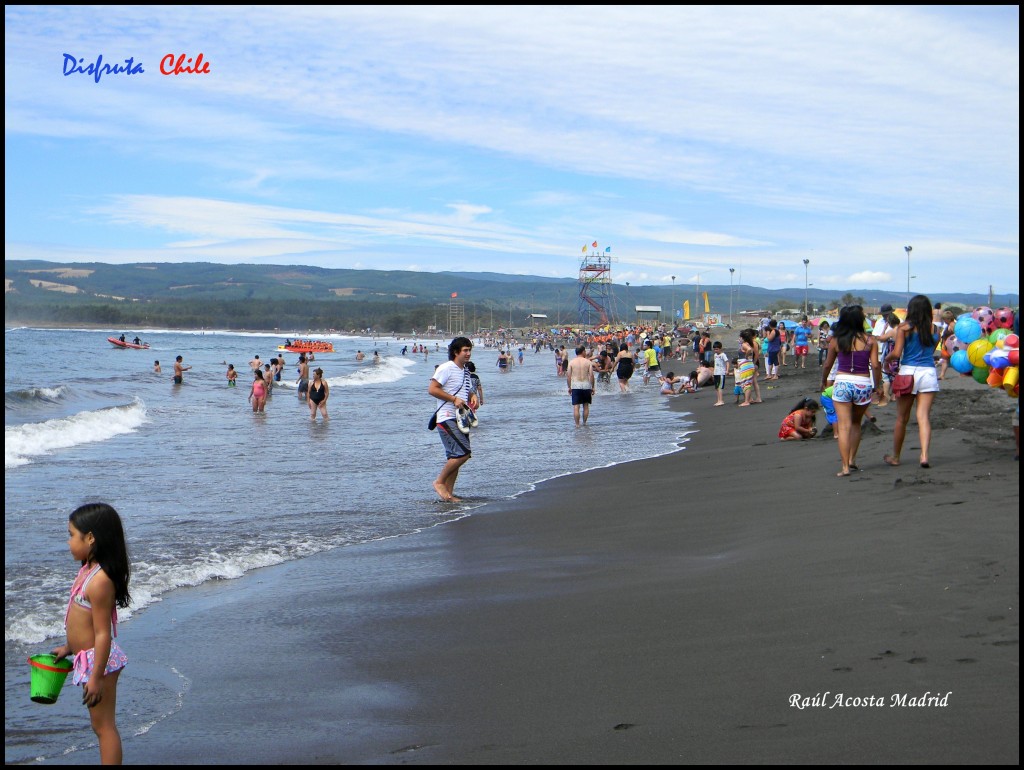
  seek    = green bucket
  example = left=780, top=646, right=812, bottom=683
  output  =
left=28, top=654, right=73, bottom=704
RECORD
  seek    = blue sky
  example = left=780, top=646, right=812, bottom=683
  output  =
left=4, top=5, right=1019, bottom=296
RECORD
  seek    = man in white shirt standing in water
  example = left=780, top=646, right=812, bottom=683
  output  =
left=428, top=337, right=474, bottom=502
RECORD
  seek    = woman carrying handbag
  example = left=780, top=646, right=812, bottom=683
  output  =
left=884, top=295, right=940, bottom=469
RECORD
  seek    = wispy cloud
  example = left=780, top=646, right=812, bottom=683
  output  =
left=4, top=6, right=1018, bottom=295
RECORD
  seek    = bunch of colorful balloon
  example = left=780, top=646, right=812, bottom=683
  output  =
left=946, top=306, right=1018, bottom=398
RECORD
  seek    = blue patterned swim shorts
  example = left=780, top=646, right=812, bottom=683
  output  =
left=832, top=379, right=873, bottom=406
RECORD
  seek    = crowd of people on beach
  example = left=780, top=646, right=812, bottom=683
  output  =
left=146, top=302, right=1014, bottom=507
left=425, top=297, right=1017, bottom=497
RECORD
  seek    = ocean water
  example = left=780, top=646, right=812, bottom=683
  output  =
left=4, top=326, right=693, bottom=763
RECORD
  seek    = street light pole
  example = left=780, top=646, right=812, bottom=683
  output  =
left=803, top=259, right=810, bottom=316
left=729, top=268, right=735, bottom=326
left=670, top=275, right=676, bottom=326
left=904, top=245, right=912, bottom=303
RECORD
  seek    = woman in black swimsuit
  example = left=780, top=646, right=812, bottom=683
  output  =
left=307, top=367, right=329, bottom=421
left=615, top=342, right=635, bottom=393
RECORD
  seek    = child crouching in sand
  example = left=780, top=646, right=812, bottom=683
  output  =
left=779, top=398, right=819, bottom=440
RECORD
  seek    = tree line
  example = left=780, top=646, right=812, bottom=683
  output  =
left=4, top=296, right=451, bottom=333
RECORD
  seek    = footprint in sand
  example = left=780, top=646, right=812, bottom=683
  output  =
left=390, top=743, right=437, bottom=754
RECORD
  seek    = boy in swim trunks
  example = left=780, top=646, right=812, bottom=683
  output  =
left=173, top=355, right=191, bottom=384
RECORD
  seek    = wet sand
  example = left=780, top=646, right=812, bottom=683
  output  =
left=48, top=362, right=1019, bottom=764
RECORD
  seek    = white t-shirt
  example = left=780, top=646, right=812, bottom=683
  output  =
left=872, top=317, right=890, bottom=337
left=714, top=352, right=729, bottom=376
left=432, top=361, right=471, bottom=422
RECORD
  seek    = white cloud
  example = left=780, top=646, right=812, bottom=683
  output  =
left=847, top=271, right=892, bottom=285
left=3, top=6, right=1018, bottom=294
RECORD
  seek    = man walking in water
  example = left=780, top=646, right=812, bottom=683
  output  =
left=566, top=345, right=595, bottom=427
left=173, top=355, right=191, bottom=385
left=296, top=353, right=309, bottom=399
left=428, top=337, right=474, bottom=502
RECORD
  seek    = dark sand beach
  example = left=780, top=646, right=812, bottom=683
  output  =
left=48, top=362, right=1018, bottom=764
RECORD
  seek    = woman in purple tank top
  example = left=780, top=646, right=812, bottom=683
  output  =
left=821, top=305, right=880, bottom=476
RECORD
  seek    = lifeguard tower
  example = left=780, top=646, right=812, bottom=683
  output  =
left=448, top=293, right=465, bottom=335
left=576, top=245, right=616, bottom=326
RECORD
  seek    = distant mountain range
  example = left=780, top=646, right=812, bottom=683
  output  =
left=5, top=259, right=1018, bottom=330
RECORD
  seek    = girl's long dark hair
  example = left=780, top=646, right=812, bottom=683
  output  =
left=905, top=294, right=936, bottom=349
left=833, top=305, right=867, bottom=352
left=70, top=503, right=131, bottom=609
left=791, top=397, right=819, bottom=413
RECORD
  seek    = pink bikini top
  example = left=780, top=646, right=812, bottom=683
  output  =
left=65, top=563, right=118, bottom=637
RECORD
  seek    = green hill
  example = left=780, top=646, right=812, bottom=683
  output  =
left=5, top=259, right=1017, bottom=332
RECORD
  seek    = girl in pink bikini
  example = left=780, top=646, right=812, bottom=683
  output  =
left=51, top=503, right=131, bottom=765
left=249, top=369, right=267, bottom=412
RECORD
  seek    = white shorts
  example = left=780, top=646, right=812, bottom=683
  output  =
left=898, top=365, right=940, bottom=395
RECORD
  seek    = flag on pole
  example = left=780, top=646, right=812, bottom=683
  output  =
left=582, top=244, right=587, bottom=253
left=592, top=241, right=598, bottom=249
left=451, top=292, right=458, bottom=298
left=683, top=300, right=691, bottom=320
left=703, top=291, right=710, bottom=313
left=605, top=246, right=611, bottom=253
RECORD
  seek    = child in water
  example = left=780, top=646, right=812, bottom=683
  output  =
left=779, top=398, right=820, bottom=441
left=51, top=503, right=131, bottom=765
left=660, top=371, right=682, bottom=395
left=226, top=364, right=237, bottom=387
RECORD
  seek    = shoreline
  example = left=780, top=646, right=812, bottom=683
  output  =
left=26, top=362, right=1020, bottom=764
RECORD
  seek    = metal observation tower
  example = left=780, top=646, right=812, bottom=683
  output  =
left=576, top=245, right=616, bottom=327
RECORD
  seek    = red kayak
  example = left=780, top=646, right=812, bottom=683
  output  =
left=108, top=337, right=150, bottom=349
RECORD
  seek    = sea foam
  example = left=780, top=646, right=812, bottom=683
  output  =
left=329, top=355, right=416, bottom=388
left=4, top=400, right=148, bottom=469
